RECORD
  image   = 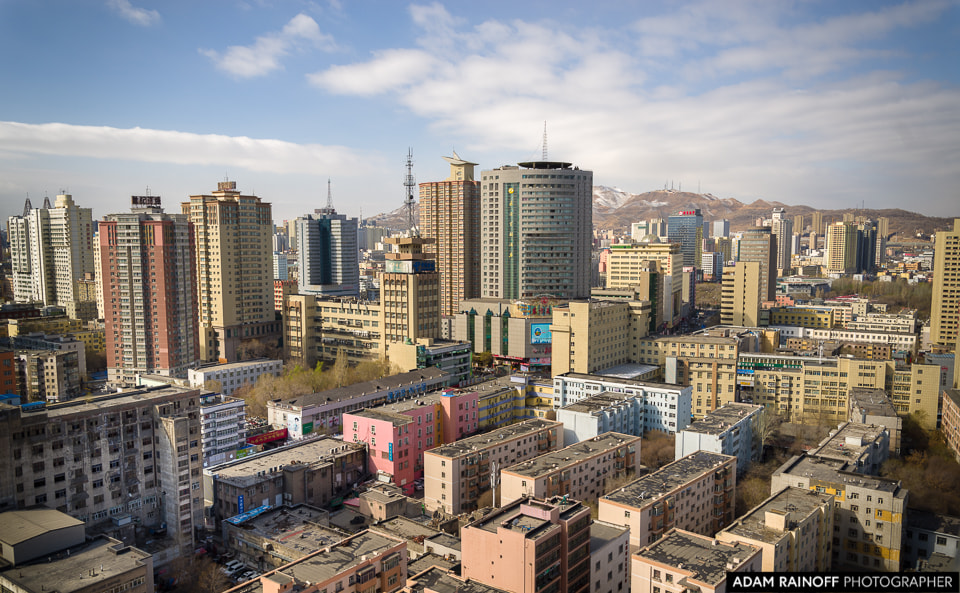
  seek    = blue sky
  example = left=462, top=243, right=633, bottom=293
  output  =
left=1, top=0, right=958, bottom=224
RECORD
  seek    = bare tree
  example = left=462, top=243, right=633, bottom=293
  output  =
left=752, top=407, right=781, bottom=462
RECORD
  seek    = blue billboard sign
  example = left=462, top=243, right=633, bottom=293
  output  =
left=238, top=494, right=244, bottom=514
left=531, top=323, right=552, bottom=344
left=388, top=442, right=394, bottom=462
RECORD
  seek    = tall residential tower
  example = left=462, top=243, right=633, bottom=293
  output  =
left=183, top=182, right=278, bottom=362
left=932, top=219, right=960, bottom=346
left=420, top=152, right=480, bottom=317
left=101, top=196, right=200, bottom=385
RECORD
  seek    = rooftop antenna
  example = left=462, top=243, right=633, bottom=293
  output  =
left=145, top=186, right=152, bottom=197
left=327, top=178, right=334, bottom=212
left=542, top=121, right=548, bottom=161
left=22, top=196, right=33, bottom=216
left=42, top=195, right=52, bottom=209
left=403, top=148, right=419, bottom=237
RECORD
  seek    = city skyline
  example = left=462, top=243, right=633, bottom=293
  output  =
left=1, top=1, right=958, bottom=224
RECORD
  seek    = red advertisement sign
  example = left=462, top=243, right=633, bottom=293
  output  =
left=246, top=428, right=287, bottom=445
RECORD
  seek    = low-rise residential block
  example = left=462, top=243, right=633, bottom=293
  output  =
left=557, top=391, right=644, bottom=444
left=598, top=451, right=737, bottom=548
left=848, top=388, right=902, bottom=454
left=188, top=358, right=282, bottom=395
left=632, top=529, right=761, bottom=593
left=222, top=504, right=340, bottom=570
left=675, top=402, right=763, bottom=474
left=500, top=433, right=641, bottom=506
left=716, top=486, right=834, bottom=571
left=423, top=419, right=562, bottom=515
left=806, top=421, right=890, bottom=475
left=199, top=393, right=248, bottom=467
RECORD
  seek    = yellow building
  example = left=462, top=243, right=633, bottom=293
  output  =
left=6, top=316, right=85, bottom=337
left=721, top=262, right=763, bottom=327
left=824, top=221, right=859, bottom=274
left=737, top=354, right=887, bottom=425
left=606, top=239, right=683, bottom=328
left=550, top=298, right=650, bottom=376
left=931, top=219, right=960, bottom=346
left=768, top=307, right=835, bottom=328
left=888, top=362, right=941, bottom=430
left=284, top=294, right=386, bottom=368
left=183, top=182, right=277, bottom=363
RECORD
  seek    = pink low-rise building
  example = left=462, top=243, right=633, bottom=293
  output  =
left=344, top=388, right=479, bottom=494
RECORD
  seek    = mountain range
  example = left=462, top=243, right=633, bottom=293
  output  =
left=368, top=187, right=956, bottom=240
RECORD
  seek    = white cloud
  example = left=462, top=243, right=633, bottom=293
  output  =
left=201, top=13, right=335, bottom=78
left=107, top=0, right=160, bottom=27
left=0, top=121, right=372, bottom=176
left=303, top=1, right=960, bottom=214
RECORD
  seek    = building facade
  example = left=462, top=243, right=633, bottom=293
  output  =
left=187, top=358, right=282, bottom=395
left=183, top=181, right=278, bottom=363
left=550, top=299, right=651, bottom=376
left=100, top=196, right=200, bottom=386
left=632, top=529, right=760, bottom=593
left=675, top=402, right=763, bottom=474
left=480, top=161, right=593, bottom=300
left=721, top=262, right=763, bottom=327
left=297, top=209, right=360, bottom=298
left=198, top=393, right=247, bottom=468
left=667, top=210, right=703, bottom=269
left=423, top=419, right=563, bottom=515
left=420, top=153, right=481, bottom=317
left=931, top=219, right=960, bottom=346
left=606, top=239, right=683, bottom=329
left=499, top=433, right=640, bottom=506
left=598, top=451, right=737, bottom=548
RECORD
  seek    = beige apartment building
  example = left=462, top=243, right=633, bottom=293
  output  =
left=423, top=419, right=562, bottom=515
left=183, top=181, right=278, bottom=363
left=461, top=497, right=594, bottom=593
left=419, top=153, right=480, bottom=318
left=606, top=239, right=683, bottom=328
left=550, top=298, right=651, bottom=376
left=771, top=455, right=907, bottom=571
left=806, top=422, right=890, bottom=475
left=931, top=219, right=960, bottom=346
left=717, top=486, right=834, bottom=572
left=825, top=221, right=860, bottom=274
left=598, top=451, right=737, bottom=549
left=721, top=261, right=763, bottom=327
left=632, top=529, right=760, bottom=593
left=0, top=385, right=204, bottom=554
left=639, top=327, right=775, bottom=418
left=500, top=433, right=640, bottom=506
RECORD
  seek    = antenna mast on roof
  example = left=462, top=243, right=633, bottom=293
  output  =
left=327, top=178, right=334, bottom=212
left=403, top=148, right=419, bottom=237
left=542, top=121, right=548, bottom=161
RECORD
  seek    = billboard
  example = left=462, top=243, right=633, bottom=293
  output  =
left=531, top=323, right=552, bottom=344
left=246, top=428, right=288, bottom=445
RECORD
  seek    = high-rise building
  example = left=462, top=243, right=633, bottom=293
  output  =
left=737, top=227, right=776, bottom=301
left=712, top=219, right=730, bottom=239
left=721, top=262, right=763, bottom=327
left=793, top=213, right=804, bottom=233
left=932, top=219, right=960, bottom=346
left=480, top=160, right=593, bottom=300
left=7, top=195, right=94, bottom=311
left=382, top=236, right=441, bottom=343
left=877, top=216, right=890, bottom=238
left=771, top=208, right=793, bottom=277
left=273, top=251, right=288, bottom=280
left=420, top=153, right=480, bottom=317
left=824, top=221, right=859, bottom=275
left=811, top=211, right=824, bottom=235
left=183, top=181, right=277, bottom=362
left=101, top=196, right=200, bottom=386
left=630, top=221, right=650, bottom=242
left=649, top=218, right=666, bottom=239
left=296, top=209, right=359, bottom=298
left=668, top=209, right=704, bottom=268
left=856, top=219, right=879, bottom=273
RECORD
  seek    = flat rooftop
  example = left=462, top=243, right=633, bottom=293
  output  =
left=946, top=389, right=960, bottom=410
left=773, top=455, right=905, bottom=495
left=427, top=419, right=560, bottom=459
left=348, top=407, right=415, bottom=427
left=468, top=498, right=581, bottom=540
left=372, top=516, right=440, bottom=541
left=19, top=384, right=197, bottom=419
left=636, top=529, right=758, bottom=586
left=407, top=567, right=509, bottom=593
left=808, top=422, right=886, bottom=463
left=281, top=368, right=449, bottom=408
left=603, top=451, right=735, bottom=507
left=406, top=556, right=459, bottom=578
left=230, top=530, right=402, bottom=592
left=229, top=505, right=341, bottom=556
left=682, top=403, right=762, bottom=435
left=555, top=372, right=682, bottom=392
left=560, top=391, right=638, bottom=414
left=0, top=508, right=84, bottom=546
left=503, top=433, right=638, bottom=478
left=0, top=537, right=151, bottom=593
left=211, top=438, right=363, bottom=487
left=194, top=358, right=281, bottom=372
left=848, top=388, right=898, bottom=417
left=590, top=520, right=629, bottom=553
left=907, top=509, right=960, bottom=537
left=720, top=487, right=833, bottom=544
left=595, top=363, right=659, bottom=380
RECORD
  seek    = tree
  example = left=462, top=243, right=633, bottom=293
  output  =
left=640, top=430, right=675, bottom=469
left=473, top=351, right=494, bottom=369
left=203, top=380, right=223, bottom=393
left=751, top=407, right=781, bottom=462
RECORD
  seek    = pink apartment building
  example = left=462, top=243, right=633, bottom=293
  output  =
left=344, top=388, right=478, bottom=494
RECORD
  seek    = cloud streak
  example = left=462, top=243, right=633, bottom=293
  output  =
left=201, top=13, right=336, bottom=78
left=0, top=121, right=372, bottom=176
left=107, top=0, right=161, bottom=26
left=305, top=2, right=960, bottom=212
